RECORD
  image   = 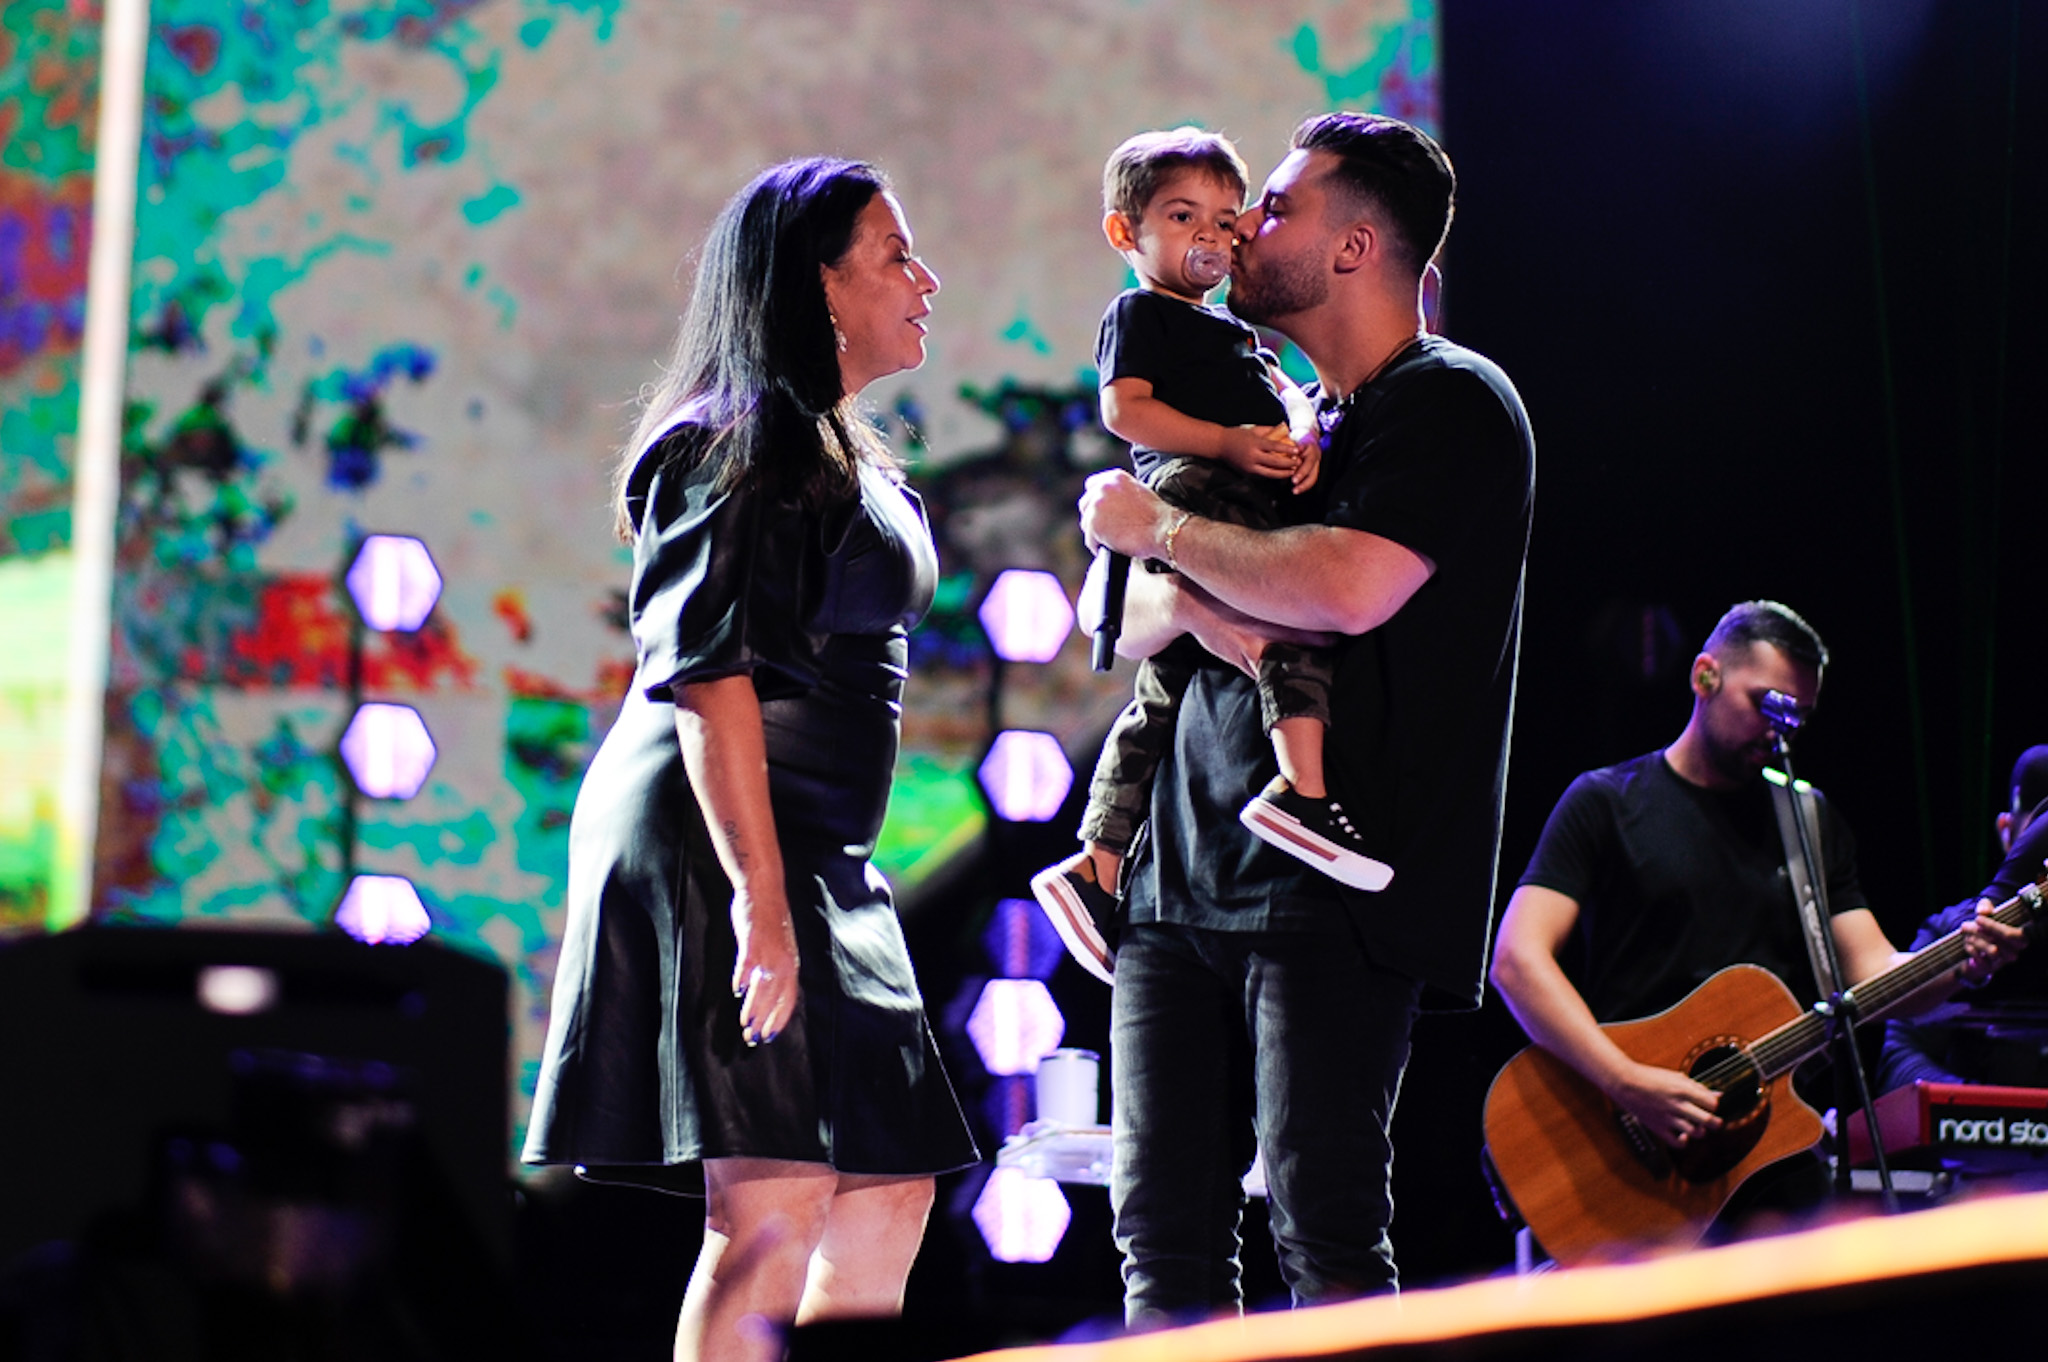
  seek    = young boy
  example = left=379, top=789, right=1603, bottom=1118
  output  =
left=1031, top=127, right=1391, bottom=986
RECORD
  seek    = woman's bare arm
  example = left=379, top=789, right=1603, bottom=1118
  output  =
left=675, top=674, right=799, bottom=1046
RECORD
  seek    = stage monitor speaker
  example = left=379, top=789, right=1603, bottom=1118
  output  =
left=0, top=925, right=510, bottom=1272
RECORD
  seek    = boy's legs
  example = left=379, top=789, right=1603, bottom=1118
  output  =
left=1036, top=653, right=1194, bottom=983
left=1240, top=629, right=1392, bottom=891
left=1149, top=457, right=1340, bottom=804
left=1080, top=653, right=1196, bottom=858
left=1260, top=643, right=1335, bottom=799
left=1035, top=458, right=1264, bottom=980
left=1146, top=456, right=1282, bottom=533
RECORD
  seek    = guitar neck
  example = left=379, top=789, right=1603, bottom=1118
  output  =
left=1744, top=873, right=2047, bottom=1082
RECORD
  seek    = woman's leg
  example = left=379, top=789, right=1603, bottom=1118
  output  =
left=796, top=1172, right=936, bottom=1323
left=678, top=1158, right=839, bottom=1362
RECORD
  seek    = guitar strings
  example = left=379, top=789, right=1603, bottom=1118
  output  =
left=1681, top=881, right=2041, bottom=1097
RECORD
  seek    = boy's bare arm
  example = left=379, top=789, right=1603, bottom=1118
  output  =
left=1102, top=376, right=1298, bottom=477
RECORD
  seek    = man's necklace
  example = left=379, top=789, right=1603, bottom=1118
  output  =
left=1316, top=330, right=1426, bottom=441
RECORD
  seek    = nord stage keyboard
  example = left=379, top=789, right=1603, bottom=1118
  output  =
left=1846, top=1081, right=2048, bottom=1171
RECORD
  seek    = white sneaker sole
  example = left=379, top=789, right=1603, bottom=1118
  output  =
left=1239, top=800, right=1395, bottom=892
left=1028, top=866, right=1116, bottom=985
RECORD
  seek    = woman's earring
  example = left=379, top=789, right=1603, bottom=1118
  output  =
left=829, top=310, right=849, bottom=353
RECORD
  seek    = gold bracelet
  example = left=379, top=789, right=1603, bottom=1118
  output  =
left=1161, top=509, right=1194, bottom=572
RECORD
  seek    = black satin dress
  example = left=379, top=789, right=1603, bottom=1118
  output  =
left=522, top=428, right=979, bottom=1192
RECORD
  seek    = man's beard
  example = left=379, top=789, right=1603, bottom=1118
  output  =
left=1706, top=730, right=1773, bottom=786
left=1227, top=247, right=1328, bottom=326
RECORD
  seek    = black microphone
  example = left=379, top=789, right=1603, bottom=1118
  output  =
left=1760, top=689, right=1806, bottom=736
left=1091, top=550, right=1131, bottom=672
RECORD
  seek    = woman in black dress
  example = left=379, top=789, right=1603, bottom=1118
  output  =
left=523, top=159, right=977, bottom=1361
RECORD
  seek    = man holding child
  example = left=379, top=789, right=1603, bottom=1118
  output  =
left=1078, top=111, right=1534, bottom=1323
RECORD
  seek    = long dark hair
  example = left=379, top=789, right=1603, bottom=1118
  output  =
left=612, top=158, right=892, bottom=539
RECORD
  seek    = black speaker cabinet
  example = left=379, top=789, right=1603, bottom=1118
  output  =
left=0, top=926, right=510, bottom=1272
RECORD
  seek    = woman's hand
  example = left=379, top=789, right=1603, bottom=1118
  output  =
left=731, top=888, right=800, bottom=1047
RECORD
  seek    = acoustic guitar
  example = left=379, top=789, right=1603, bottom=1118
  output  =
left=1482, top=871, right=2047, bottom=1266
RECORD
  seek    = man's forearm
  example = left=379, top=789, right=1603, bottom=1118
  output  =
left=1162, top=514, right=1431, bottom=636
left=1077, top=467, right=1431, bottom=640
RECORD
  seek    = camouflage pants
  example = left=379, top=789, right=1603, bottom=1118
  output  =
left=1079, top=457, right=1335, bottom=853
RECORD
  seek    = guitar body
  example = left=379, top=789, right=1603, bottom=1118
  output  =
left=1483, top=965, right=1825, bottom=1266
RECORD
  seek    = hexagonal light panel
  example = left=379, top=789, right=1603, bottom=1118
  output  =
left=972, top=1166, right=1071, bottom=1263
left=966, top=978, right=1065, bottom=1076
left=335, top=874, right=432, bottom=945
left=982, top=897, right=1064, bottom=981
left=340, top=702, right=437, bottom=800
left=976, top=730, right=1073, bottom=822
left=978, top=568, right=1073, bottom=664
left=346, top=533, right=443, bottom=632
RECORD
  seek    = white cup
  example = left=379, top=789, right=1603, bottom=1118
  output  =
left=1034, top=1047, right=1100, bottom=1127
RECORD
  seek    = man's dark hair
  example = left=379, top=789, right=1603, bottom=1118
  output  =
left=1703, top=600, right=1830, bottom=675
left=1102, top=127, right=1249, bottom=222
left=2009, top=745, right=2048, bottom=816
left=1291, top=112, right=1454, bottom=279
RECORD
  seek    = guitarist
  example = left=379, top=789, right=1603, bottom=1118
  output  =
left=1490, top=601, right=2026, bottom=1229
left=1879, top=745, right=2048, bottom=1092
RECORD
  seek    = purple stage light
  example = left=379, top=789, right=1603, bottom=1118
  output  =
left=980, top=1075, right=1034, bottom=1142
left=966, top=978, right=1065, bottom=1076
left=340, top=702, right=437, bottom=799
left=345, top=533, right=443, bottom=632
left=972, top=1166, right=1071, bottom=1263
left=982, top=897, right=1066, bottom=980
left=978, top=568, right=1074, bottom=664
left=976, top=730, right=1073, bottom=822
left=335, top=874, right=432, bottom=945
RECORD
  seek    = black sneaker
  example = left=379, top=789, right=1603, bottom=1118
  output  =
left=1239, top=777, right=1394, bottom=891
left=1028, top=856, right=1120, bottom=985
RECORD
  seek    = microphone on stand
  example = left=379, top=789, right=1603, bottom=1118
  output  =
left=1760, top=689, right=1806, bottom=756
left=1759, top=689, right=1805, bottom=734
left=1091, top=550, right=1131, bottom=672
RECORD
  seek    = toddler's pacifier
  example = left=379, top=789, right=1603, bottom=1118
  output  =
left=1184, top=246, right=1230, bottom=291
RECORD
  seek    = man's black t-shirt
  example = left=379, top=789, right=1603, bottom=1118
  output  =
left=1518, top=751, right=1870, bottom=1023
left=1127, top=334, right=1535, bottom=1009
left=1095, top=289, right=1287, bottom=480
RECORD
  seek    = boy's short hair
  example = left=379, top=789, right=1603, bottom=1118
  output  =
left=1292, top=112, right=1454, bottom=279
left=1103, top=127, right=1249, bottom=221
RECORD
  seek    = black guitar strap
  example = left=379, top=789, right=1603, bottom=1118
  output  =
left=1766, top=768, right=1841, bottom=1000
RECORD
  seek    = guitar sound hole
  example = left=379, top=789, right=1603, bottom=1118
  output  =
left=1689, top=1045, right=1762, bottom=1124
left=1667, top=1044, right=1769, bottom=1183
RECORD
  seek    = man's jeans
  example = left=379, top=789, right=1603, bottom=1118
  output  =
left=1108, top=919, right=1423, bottom=1328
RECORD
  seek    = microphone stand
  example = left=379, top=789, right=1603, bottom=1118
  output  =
left=1767, top=716, right=1898, bottom=1213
